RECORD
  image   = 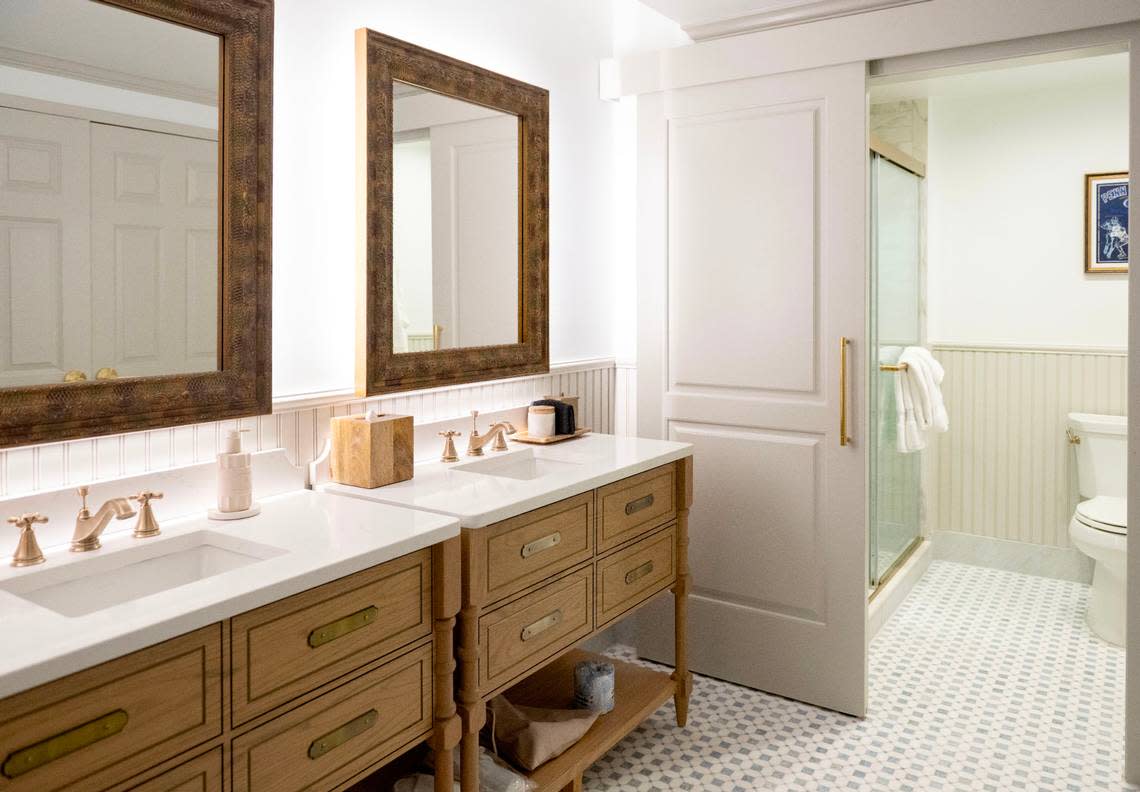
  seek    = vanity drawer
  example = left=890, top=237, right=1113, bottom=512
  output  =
left=123, top=747, right=222, bottom=792
left=597, top=465, right=677, bottom=552
left=231, top=549, right=431, bottom=725
left=473, top=492, right=594, bottom=605
left=479, top=567, right=593, bottom=693
left=0, top=625, right=222, bottom=792
left=596, top=524, right=677, bottom=628
left=232, top=642, right=432, bottom=792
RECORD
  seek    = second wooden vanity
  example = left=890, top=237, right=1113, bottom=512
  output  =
left=455, top=457, right=693, bottom=792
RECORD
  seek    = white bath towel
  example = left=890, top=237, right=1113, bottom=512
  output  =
left=894, top=346, right=949, bottom=453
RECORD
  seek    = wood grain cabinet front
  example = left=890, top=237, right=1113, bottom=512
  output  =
left=596, top=465, right=677, bottom=552
left=231, top=642, right=433, bottom=792
left=471, top=492, right=593, bottom=605
left=478, top=567, right=594, bottom=694
left=0, top=625, right=222, bottom=792
left=596, top=523, right=677, bottom=629
left=230, top=549, right=432, bottom=725
left=123, top=747, right=223, bottom=792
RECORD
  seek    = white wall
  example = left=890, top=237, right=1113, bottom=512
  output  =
left=273, top=0, right=687, bottom=397
left=926, top=59, right=1130, bottom=348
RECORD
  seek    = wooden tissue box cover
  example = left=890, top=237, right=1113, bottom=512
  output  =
left=330, top=413, right=413, bottom=488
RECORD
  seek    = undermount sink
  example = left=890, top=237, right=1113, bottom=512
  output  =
left=0, top=530, right=286, bottom=617
left=453, top=448, right=582, bottom=481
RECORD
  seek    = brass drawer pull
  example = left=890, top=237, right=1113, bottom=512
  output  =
left=308, top=709, right=378, bottom=760
left=2, top=709, right=128, bottom=779
left=625, top=494, right=655, bottom=516
left=625, top=560, right=655, bottom=585
left=520, top=609, right=563, bottom=641
left=308, top=605, right=379, bottom=648
left=520, top=532, right=562, bottom=559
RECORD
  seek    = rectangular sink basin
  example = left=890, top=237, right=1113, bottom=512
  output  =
left=453, top=448, right=582, bottom=481
left=0, top=530, right=286, bottom=617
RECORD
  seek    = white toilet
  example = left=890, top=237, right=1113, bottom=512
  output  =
left=1068, top=412, right=1127, bottom=646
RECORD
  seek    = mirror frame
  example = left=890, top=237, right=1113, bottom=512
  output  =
left=355, top=29, right=549, bottom=395
left=0, top=0, right=273, bottom=449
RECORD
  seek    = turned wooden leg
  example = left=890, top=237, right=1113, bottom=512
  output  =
left=432, top=538, right=462, bottom=792
left=671, top=457, right=694, bottom=727
left=457, top=600, right=484, bottom=792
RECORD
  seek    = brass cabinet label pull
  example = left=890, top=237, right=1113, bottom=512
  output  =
left=308, top=709, right=378, bottom=760
left=625, top=494, right=655, bottom=516
left=2, top=709, right=128, bottom=779
left=625, top=561, right=655, bottom=585
left=520, top=609, right=563, bottom=641
left=520, top=532, right=562, bottom=559
left=308, top=605, right=378, bottom=648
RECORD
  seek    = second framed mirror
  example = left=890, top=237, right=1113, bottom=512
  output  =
left=355, top=29, right=548, bottom=395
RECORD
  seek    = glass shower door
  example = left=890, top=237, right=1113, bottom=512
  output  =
left=869, top=153, right=923, bottom=589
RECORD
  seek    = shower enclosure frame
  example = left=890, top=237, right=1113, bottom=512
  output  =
left=868, top=136, right=926, bottom=594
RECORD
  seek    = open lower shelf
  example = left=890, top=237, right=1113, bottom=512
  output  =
left=502, top=649, right=676, bottom=792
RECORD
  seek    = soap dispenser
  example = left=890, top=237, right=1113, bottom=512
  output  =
left=208, top=429, right=261, bottom=520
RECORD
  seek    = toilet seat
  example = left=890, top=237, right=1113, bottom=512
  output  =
left=1075, top=496, right=1127, bottom=535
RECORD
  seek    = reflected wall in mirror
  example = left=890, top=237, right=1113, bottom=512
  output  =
left=0, top=0, right=273, bottom=449
left=392, top=82, right=520, bottom=352
left=357, top=29, right=548, bottom=395
left=1, top=0, right=221, bottom=386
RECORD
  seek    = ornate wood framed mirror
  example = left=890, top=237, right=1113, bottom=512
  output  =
left=0, top=0, right=273, bottom=449
left=355, top=29, right=548, bottom=395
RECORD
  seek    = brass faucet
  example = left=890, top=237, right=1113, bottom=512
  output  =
left=8, top=513, right=47, bottom=567
left=465, top=410, right=516, bottom=456
left=71, top=486, right=136, bottom=552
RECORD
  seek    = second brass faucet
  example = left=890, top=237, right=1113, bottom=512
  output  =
left=465, top=410, right=516, bottom=456
left=71, top=486, right=136, bottom=552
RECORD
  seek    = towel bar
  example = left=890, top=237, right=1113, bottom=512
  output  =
left=880, top=363, right=909, bottom=372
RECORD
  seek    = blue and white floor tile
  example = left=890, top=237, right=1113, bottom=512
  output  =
left=585, top=561, right=1132, bottom=791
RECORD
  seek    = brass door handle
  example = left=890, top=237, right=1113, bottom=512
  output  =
left=520, top=609, right=563, bottom=641
left=520, top=532, right=561, bottom=558
left=308, top=606, right=378, bottom=648
left=2, top=709, right=128, bottom=778
left=625, top=494, right=654, bottom=516
left=625, top=560, right=654, bottom=585
left=839, top=337, right=852, bottom=447
left=308, top=709, right=378, bottom=760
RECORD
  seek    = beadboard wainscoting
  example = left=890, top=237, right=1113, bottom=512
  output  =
left=925, top=344, right=1126, bottom=580
left=0, top=359, right=617, bottom=498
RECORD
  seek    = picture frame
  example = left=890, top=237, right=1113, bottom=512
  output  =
left=1085, top=171, right=1129, bottom=274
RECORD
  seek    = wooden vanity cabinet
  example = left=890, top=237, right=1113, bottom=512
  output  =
left=456, top=457, right=693, bottom=792
left=0, top=538, right=461, bottom=792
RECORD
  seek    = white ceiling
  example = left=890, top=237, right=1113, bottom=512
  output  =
left=0, top=0, right=218, bottom=103
left=636, top=0, right=928, bottom=40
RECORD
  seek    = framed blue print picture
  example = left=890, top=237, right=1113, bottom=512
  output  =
left=1086, top=172, right=1129, bottom=273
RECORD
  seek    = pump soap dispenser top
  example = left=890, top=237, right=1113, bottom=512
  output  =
left=208, top=429, right=261, bottom=520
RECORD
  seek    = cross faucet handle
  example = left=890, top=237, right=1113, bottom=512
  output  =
left=7, top=513, right=48, bottom=529
left=438, top=431, right=462, bottom=463
left=131, top=490, right=164, bottom=506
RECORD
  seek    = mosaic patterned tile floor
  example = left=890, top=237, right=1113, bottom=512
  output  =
left=585, top=560, right=1132, bottom=791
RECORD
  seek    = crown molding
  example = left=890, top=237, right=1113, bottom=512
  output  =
left=0, top=45, right=217, bottom=106
left=685, top=0, right=930, bottom=41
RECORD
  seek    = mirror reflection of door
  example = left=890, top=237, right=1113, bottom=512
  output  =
left=0, top=0, right=220, bottom=387
left=392, top=81, right=520, bottom=352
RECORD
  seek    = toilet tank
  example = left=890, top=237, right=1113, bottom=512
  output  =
left=1069, top=413, right=1127, bottom=499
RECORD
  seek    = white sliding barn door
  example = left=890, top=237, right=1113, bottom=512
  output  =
left=0, top=107, right=91, bottom=387
left=636, top=62, right=869, bottom=716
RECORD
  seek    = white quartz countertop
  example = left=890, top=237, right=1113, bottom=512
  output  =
left=321, top=433, right=692, bottom=528
left=0, top=489, right=458, bottom=698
